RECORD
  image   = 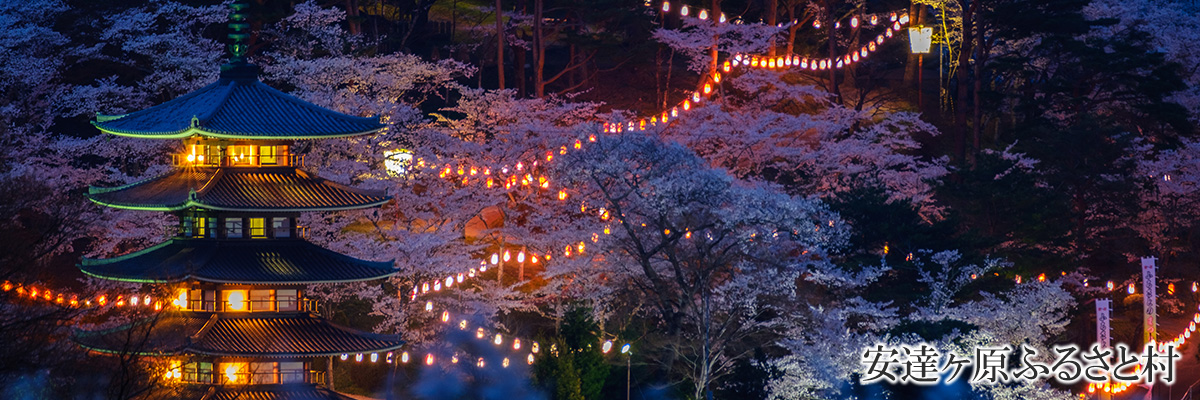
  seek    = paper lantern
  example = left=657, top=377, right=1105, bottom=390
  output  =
left=908, top=26, right=933, bottom=54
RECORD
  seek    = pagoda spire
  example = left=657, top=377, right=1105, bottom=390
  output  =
left=220, top=0, right=259, bottom=79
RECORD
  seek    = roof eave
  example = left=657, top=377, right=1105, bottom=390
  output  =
left=93, top=122, right=386, bottom=140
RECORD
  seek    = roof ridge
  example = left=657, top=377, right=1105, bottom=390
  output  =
left=194, top=168, right=225, bottom=196
left=190, top=313, right=220, bottom=344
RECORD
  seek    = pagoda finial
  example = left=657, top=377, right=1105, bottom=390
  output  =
left=227, top=0, right=250, bottom=64
left=220, top=0, right=259, bottom=80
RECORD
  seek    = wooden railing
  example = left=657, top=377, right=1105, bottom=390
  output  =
left=171, top=154, right=304, bottom=168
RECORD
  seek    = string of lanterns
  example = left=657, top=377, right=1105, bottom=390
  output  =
left=337, top=304, right=629, bottom=369
left=1, top=280, right=163, bottom=310
left=1084, top=302, right=1200, bottom=395
left=730, top=13, right=910, bottom=71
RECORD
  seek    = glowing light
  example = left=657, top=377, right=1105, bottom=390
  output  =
left=442, top=311, right=450, bottom=322
left=698, top=10, right=708, bottom=19
left=491, top=253, right=499, bottom=265
left=680, top=5, right=688, bottom=16
left=532, top=342, right=540, bottom=353
left=503, top=358, right=510, bottom=367
left=226, top=290, right=246, bottom=311
left=908, top=26, right=933, bottom=54
left=504, top=250, right=511, bottom=262
left=1038, top=273, right=1046, bottom=282
left=662, top=1, right=669, bottom=12
left=425, top=301, right=433, bottom=311
left=452, top=354, right=460, bottom=363
left=850, top=16, right=859, bottom=28
left=1107, top=281, right=1114, bottom=291
left=621, top=343, right=631, bottom=354
left=517, top=251, right=525, bottom=263
left=514, top=338, right=522, bottom=350
left=528, top=354, right=536, bottom=364
left=225, top=364, right=240, bottom=382
left=371, top=353, right=379, bottom=363
left=1169, top=283, right=1176, bottom=295
left=426, top=354, right=435, bottom=365
left=602, top=340, right=614, bottom=353
left=719, top=13, right=726, bottom=23
left=494, top=334, right=503, bottom=345
left=340, top=354, right=349, bottom=361
left=1128, top=283, right=1136, bottom=294
left=356, top=353, right=363, bottom=362
left=477, top=328, right=486, bottom=339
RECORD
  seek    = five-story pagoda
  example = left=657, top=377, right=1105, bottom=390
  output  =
left=73, top=3, right=403, bottom=399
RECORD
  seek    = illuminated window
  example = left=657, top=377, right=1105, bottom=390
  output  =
left=206, top=218, right=218, bottom=238
left=277, top=289, right=298, bottom=311
left=249, top=362, right=278, bottom=384
left=249, top=289, right=274, bottom=311
left=195, top=217, right=207, bottom=237
left=273, top=217, right=290, bottom=238
left=183, top=362, right=213, bottom=383
left=172, top=289, right=188, bottom=309
left=249, top=218, right=265, bottom=238
left=259, top=146, right=277, bottom=165
left=225, top=290, right=248, bottom=311
left=164, top=361, right=182, bottom=381
left=220, top=362, right=248, bottom=384
left=228, top=145, right=254, bottom=165
left=280, top=361, right=305, bottom=383
left=191, top=289, right=216, bottom=311
left=182, top=218, right=194, bottom=237
left=225, top=218, right=243, bottom=238
left=384, top=149, right=413, bottom=177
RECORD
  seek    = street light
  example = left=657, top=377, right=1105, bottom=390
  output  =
left=621, top=344, right=632, bottom=400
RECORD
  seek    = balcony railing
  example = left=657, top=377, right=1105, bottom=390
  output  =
left=185, top=298, right=320, bottom=314
left=171, top=154, right=304, bottom=168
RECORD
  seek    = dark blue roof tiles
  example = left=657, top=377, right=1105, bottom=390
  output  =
left=93, top=72, right=384, bottom=140
left=192, top=314, right=404, bottom=357
left=75, top=312, right=405, bottom=358
left=87, top=167, right=390, bottom=212
left=79, top=239, right=397, bottom=284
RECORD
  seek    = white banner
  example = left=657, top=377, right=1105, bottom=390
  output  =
left=1096, top=299, right=1111, bottom=349
left=1142, top=257, right=1157, bottom=346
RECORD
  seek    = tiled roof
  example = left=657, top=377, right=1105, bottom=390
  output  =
left=79, top=238, right=396, bottom=284
left=92, top=65, right=384, bottom=140
left=193, top=385, right=356, bottom=400
left=88, top=167, right=390, bottom=212
left=75, top=312, right=404, bottom=357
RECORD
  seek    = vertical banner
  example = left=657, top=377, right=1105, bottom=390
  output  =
left=1096, top=299, right=1111, bottom=349
left=1142, top=257, right=1157, bottom=347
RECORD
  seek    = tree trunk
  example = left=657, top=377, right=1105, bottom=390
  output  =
left=826, top=0, right=840, bottom=102
left=345, top=0, right=360, bottom=35
left=516, top=44, right=527, bottom=97
left=709, top=0, right=722, bottom=76
left=954, top=0, right=976, bottom=164
left=903, top=3, right=920, bottom=86
left=765, top=0, right=777, bottom=56
left=972, top=2, right=987, bottom=163
left=496, top=0, right=505, bottom=89
left=534, top=0, right=545, bottom=98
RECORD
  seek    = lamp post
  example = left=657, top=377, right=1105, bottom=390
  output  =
left=908, top=26, right=933, bottom=110
left=620, top=343, right=632, bottom=400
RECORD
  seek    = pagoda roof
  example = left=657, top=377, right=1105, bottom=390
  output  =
left=92, top=65, right=384, bottom=140
left=75, top=312, right=404, bottom=358
left=87, top=167, right=390, bottom=212
left=182, top=385, right=356, bottom=400
left=79, top=238, right=396, bottom=284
